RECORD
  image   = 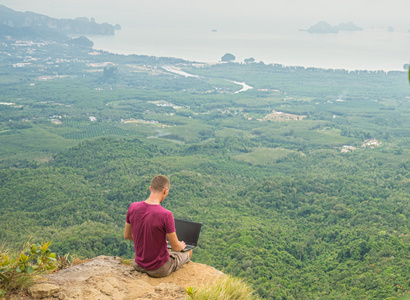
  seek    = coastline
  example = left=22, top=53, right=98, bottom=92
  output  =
left=89, top=28, right=410, bottom=72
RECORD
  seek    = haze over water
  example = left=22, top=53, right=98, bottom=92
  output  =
left=90, top=23, right=410, bottom=71
left=3, top=0, right=410, bottom=71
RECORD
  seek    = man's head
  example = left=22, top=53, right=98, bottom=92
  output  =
left=150, top=175, right=170, bottom=193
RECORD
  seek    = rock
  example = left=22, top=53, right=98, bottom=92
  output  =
left=29, top=255, right=225, bottom=300
left=28, top=283, right=60, bottom=299
left=155, top=282, right=185, bottom=296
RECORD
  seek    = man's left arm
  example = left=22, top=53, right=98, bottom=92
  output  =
left=124, top=222, right=133, bottom=241
left=166, top=232, right=186, bottom=252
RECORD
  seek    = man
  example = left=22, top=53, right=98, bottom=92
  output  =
left=124, top=175, right=192, bottom=277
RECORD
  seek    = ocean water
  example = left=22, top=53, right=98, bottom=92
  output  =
left=1, top=1, right=409, bottom=71
left=89, top=24, right=410, bottom=71
left=2, top=2, right=408, bottom=71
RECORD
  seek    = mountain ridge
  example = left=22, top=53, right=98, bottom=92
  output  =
left=0, top=5, right=120, bottom=36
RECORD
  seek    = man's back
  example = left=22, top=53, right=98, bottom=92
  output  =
left=124, top=175, right=192, bottom=278
left=126, top=201, right=175, bottom=270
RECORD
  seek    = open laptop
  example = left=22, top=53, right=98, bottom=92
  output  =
left=167, top=218, right=202, bottom=252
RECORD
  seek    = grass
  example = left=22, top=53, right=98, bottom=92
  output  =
left=0, top=270, right=34, bottom=297
left=185, top=276, right=260, bottom=300
left=120, top=258, right=133, bottom=266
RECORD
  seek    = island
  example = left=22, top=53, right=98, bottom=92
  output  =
left=302, top=21, right=363, bottom=34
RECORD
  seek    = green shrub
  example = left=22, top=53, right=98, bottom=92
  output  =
left=0, top=242, right=57, bottom=295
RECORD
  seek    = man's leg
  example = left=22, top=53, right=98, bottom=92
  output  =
left=147, top=251, right=191, bottom=277
left=133, top=252, right=192, bottom=278
left=132, top=260, right=148, bottom=273
left=167, top=251, right=191, bottom=273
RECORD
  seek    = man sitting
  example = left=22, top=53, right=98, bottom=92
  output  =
left=124, top=175, right=192, bottom=277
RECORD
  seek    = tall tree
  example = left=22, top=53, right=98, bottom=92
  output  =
left=221, top=53, right=235, bottom=62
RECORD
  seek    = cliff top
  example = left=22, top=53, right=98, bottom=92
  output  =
left=26, top=256, right=225, bottom=299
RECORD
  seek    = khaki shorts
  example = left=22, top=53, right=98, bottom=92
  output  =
left=132, top=252, right=190, bottom=278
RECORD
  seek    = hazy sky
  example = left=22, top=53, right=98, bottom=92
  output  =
left=2, top=0, right=410, bottom=30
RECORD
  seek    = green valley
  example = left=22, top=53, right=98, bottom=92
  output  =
left=0, top=32, right=409, bottom=299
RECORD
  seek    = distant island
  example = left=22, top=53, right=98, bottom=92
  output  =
left=301, top=21, right=363, bottom=34
left=0, top=5, right=120, bottom=36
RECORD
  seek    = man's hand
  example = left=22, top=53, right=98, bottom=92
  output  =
left=179, top=241, right=186, bottom=251
left=167, top=232, right=186, bottom=252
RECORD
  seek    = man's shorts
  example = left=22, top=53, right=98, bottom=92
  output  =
left=132, top=252, right=190, bottom=278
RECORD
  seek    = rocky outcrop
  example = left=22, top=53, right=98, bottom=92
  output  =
left=28, top=283, right=61, bottom=299
left=27, top=256, right=224, bottom=299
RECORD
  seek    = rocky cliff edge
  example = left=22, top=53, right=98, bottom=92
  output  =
left=26, top=256, right=225, bottom=300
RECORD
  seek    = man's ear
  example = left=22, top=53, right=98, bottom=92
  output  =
left=149, top=186, right=152, bottom=192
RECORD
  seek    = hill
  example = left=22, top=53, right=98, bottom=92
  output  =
left=0, top=5, right=119, bottom=36
left=304, top=21, right=363, bottom=33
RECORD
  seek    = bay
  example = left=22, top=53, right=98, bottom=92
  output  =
left=89, top=25, right=410, bottom=71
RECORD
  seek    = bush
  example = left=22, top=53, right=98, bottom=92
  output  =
left=0, top=242, right=57, bottom=296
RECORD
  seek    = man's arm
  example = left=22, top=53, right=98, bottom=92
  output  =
left=166, top=232, right=186, bottom=252
left=124, top=222, right=133, bottom=241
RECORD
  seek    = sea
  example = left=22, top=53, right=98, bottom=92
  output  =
left=88, top=21, right=410, bottom=71
left=2, top=2, right=409, bottom=71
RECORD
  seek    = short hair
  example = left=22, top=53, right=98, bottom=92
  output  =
left=151, top=175, right=170, bottom=192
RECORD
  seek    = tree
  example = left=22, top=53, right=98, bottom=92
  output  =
left=244, top=57, right=255, bottom=64
left=103, top=66, right=118, bottom=79
left=221, top=53, right=235, bottom=62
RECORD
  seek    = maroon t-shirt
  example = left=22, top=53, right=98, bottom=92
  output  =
left=126, top=201, right=175, bottom=270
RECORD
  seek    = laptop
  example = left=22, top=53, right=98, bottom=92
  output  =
left=167, top=218, right=202, bottom=252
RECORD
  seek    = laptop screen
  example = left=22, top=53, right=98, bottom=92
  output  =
left=173, top=218, right=202, bottom=247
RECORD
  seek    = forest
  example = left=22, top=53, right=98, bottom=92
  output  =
left=0, top=31, right=409, bottom=299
